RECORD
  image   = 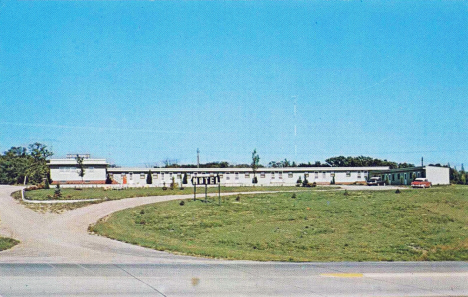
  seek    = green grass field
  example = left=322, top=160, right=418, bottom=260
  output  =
left=90, top=186, right=468, bottom=262
left=23, top=186, right=323, bottom=201
left=0, top=237, right=19, bottom=251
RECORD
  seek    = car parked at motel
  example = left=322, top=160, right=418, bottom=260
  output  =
left=411, top=178, right=432, bottom=188
left=367, top=176, right=385, bottom=186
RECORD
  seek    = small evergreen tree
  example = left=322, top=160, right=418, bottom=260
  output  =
left=54, top=184, right=62, bottom=198
left=44, top=177, right=50, bottom=189
left=105, top=173, right=113, bottom=184
left=182, top=173, right=188, bottom=185
left=146, top=170, right=153, bottom=185
left=302, top=174, right=309, bottom=187
left=331, top=175, right=335, bottom=185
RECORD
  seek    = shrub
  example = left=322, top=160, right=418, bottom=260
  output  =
left=236, top=195, right=241, bottom=202
left=291, top=193, right=297, bottom=199
left=252, top=176, right=258, bottom=184
left=147, top=170, right=153, bottom=185
left=395, top=189, right=401, bottom=194
left=296, top=177, right=302, bottom=186
left=302, top=178, right=309, bottom=187
left=312, top=182, right=317, bottom=187
left=344, top=189, right=350, bottom=196
left=106, top=174, right=113, bottom=185
left=179, top=200, right=185, bottom=206
left=54, top=184, right=62, bottom=198
left=44, top=178, right=50, bottom=189
left=170, top=177, right=178, bottom=190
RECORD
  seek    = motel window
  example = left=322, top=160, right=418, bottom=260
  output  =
left=153, top=173, right=158, bottom=179
left=170, top=173, right=173, bottom=178
left=305, top=173, right=309, bottom=178
left=129, top=173, right=133, bottom=180
left=140, top=174, right=145, bottom=179
left=279, top=172, right=283, bottom=179
left=260, top=172, right=265, bottom=178
left=288, top=172, right=293, bottom=178
left=322, top=172, right=326, bottom=178
left=177, top=174, right=181, bottom=179
left=226, top=174, right=230, bottom=180
left=89, top=167, right=94, bottom=173
left=187, top=173, right=191, bottom=178
left=404, top=173, right=407, bottom=180
left=245, top=173, right=250, bottom=178
left=331, top=172, right=335, bottom=177
left=271, top=172, right=275, bottom=179
left=60, top=167, right=65, bottom=172
left=161, top=173, right=165, bottom=179
left=358, top=171, right=361, bottom=178
left=315, top=172, right=318, bottom=178
left=219, top=173, right=223, bottom=178
left=397, top=173, right=400, bottom=179
left=346, top=171, right=351, bottom=177
left=235, top=172, right=239, bottom=180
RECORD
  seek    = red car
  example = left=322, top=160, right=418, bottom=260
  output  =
left=411, top=178, right=432, bottom=188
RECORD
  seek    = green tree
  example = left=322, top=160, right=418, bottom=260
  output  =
left=251, top=149, right=260, bottom=184
left=146, top=170, right=153, bottom=185
left=75, top=155, right=85, bottom=182
left=26, top=143, right=53, bottom=184
left=182, top=173, right=188, bottom=185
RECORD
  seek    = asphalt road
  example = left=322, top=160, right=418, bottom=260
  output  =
left=0, top=185, right=467, bottom=296
left=1, top=262, right=468, bottom=297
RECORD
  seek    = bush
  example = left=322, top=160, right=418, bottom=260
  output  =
left=291, top=193, right=297, bottom=199
left=344, top=189, right=350, bottom=196
left=170, top=177, right=178, bottom=190
left=252, top=176, right=258, bottom=184
left=179, top=200, right=185, bottom=206
left=106, top=174, right=113, bottom=185
left=236, top=195, right=241, bottom=202
left=44, top=178, right=50, bottom=189
left=302, top=177, right=309, bottom=187
left=395, top=189, right=401, bottom=194
left=54, top=184, right=62, bottom=198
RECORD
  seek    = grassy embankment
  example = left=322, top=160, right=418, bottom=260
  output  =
left=14, top=186, right=325, bottom=212
left=22, top=186, right=321, bottom=201
left=90, top=185, right=468, bottom=261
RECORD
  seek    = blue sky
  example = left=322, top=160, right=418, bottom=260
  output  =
left=1, top=0, right=467, bottom=167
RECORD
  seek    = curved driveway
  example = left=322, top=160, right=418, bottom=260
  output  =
left=0, top=185, right=236, bottom=263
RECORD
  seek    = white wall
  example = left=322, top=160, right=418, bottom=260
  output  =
left=425, top=166, right=450, bottom=185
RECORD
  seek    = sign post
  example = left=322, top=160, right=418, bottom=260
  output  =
left=191, top=174, right=221, bottom=205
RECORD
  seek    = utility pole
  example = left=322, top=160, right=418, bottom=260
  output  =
left=197, top=148, right=200, bottom=168
left=421, top=157, right=424, bottom=167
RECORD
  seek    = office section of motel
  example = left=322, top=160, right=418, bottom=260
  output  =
left=48, top=157, right=450, bottom=187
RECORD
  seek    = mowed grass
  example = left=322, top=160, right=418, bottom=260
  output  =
left=90, top=186, right=468, bottom=262
left=23, top=186, right=321, bottom=201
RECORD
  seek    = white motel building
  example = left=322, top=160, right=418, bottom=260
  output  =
left=48, top=155, right=450, bottom=187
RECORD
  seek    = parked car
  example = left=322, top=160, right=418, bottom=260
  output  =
left=411, top=178, right=431, bottom=188
left=367, top=176, right=385, bottom=186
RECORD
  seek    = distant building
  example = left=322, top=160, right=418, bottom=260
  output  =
left=48, top=155, right=109, bottom=185
left=47, top=156, right=450, bottom=187
left=369, top=166, right=450, bottom=186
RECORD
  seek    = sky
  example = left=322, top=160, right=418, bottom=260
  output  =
left=0, top=0, right=467, bottom=168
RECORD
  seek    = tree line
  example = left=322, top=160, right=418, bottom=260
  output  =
left=0, top=143, right=53, bottom=185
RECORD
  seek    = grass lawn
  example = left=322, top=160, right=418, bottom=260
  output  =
left=23, top=186, right=323, bottom=201
left=90, top=185, right=468, bottom=262
left=0, top=237, right=19, bottom=251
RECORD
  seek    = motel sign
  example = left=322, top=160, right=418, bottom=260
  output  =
left=191, top=175, right=220, bottom=185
